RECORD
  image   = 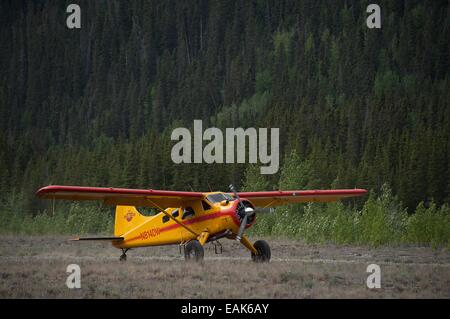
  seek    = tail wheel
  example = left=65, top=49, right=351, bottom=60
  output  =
left=119, top=248, right=128, bottom=262
left=251, top=240, right=271, bottom=263
left=184, top=240, right=204, bottom=262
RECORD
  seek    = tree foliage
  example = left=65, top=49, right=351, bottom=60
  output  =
left=0, top=1, right=448, bottom=217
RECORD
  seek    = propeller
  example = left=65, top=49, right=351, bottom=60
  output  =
left=229, top=184, right=256, bottom=242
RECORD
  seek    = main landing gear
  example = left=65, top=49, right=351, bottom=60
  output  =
left=238, top=235, right=271, bottom=263
left=250, top=240, right=271, bottom=263
left=120, top=237, right=270, bottom=263
left=184, top=240, right=204, bottom=262
left=182, top=237, right=271, bottom=263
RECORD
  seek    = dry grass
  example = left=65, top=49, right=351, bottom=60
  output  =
left=0, top=235, right=449, bottom=298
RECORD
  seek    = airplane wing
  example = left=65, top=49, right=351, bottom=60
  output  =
left=236, top=189, right=368, bottom=208
left=36, top=185, right=204, bottom=209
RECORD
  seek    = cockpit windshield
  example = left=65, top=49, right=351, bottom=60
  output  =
left=206, top=193, right=235, bottom=203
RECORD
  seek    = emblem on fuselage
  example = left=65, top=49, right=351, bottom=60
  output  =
left=125, top=211, right=136, bottom=222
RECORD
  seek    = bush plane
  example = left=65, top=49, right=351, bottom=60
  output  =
left=36, top=185, right=367, bottom=262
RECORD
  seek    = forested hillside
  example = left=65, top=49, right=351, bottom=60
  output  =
left=0, top=0, right=449, bottom=217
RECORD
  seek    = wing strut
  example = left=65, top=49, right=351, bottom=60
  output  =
left=145, top=197, right=199, bottom=237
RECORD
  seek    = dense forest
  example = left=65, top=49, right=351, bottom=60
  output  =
left=0, top=0, right=449, bottom=219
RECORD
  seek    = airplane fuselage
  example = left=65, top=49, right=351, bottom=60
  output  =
left=112, top=193, right=254, bottom=249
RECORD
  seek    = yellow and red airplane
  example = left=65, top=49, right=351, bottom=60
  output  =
left=36, top=185, right=367, bottom=262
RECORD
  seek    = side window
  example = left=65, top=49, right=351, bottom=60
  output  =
left=172, top=209, right=179, bottom=218
left=182, top=207, right=195, bottom=220
left=162, top=215, right=170, bottom=223
left=201, top=200, right=211, bottom=211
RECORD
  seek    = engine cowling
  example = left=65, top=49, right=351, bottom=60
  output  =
left=236, top=199, right=256, bottom=227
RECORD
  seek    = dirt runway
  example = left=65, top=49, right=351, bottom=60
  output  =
left=0, top=236, right=449, bottom=298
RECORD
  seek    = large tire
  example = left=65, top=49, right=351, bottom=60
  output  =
left=251, top=240, right=271, bottom=263
left=184, top=240, right=204, bottom=262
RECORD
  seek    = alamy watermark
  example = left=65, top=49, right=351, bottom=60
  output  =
left=66, top=4, right=81, bottom=29
left=66, top=264, right=81, bottom=289
left=171, top=120, right=279, bottom=174
left=366, top=264, right=381, bottom=289
left=366, top=4, right=381, bottom=29
left=65, top=3, right=380, bottom=30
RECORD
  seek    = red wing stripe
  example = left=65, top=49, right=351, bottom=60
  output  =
left=126, top=211, right=236, bottom=243
left=36, top=185, right=204, bottom=198
left=237, top=189, right=368, bottom=198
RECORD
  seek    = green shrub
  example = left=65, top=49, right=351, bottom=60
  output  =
left=1, top=185, right=449, bottom=249
left=404, top=202, right=450, bottom=249
left=0, top=202, right=113, bottom=235
left=249, top=184, right=449, bottom=249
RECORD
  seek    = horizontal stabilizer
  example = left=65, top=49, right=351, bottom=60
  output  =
left=70, top=236, right=124, bottom=241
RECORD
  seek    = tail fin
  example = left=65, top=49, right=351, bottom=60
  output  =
left=114, top=206, right=148, bottom=236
